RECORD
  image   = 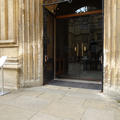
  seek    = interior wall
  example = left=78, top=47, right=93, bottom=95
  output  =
left=104, top=0, right=120, bottom=95
left=56, top=19, right=68, bottom=75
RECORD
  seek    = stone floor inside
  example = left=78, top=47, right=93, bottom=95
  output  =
left=57, top=63, right=103, bottom=81
left=0, top=80, right=120, bottom=120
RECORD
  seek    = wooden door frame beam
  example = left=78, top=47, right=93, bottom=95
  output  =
left=56, top=10, right=102, bottom=19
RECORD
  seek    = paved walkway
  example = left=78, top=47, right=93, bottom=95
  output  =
left=0, top=80, right=120, bottom=120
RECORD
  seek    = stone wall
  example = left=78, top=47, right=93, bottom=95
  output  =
left=0, top=0, right=44, bottom=89
left=0, top=0, right=19, bottom=89
left=18, top=0, right=44, bottom=88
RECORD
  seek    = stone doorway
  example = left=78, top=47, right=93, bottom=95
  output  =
left=43, top=0, right=104, bottom=92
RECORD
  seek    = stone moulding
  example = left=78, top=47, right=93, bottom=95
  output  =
left=0, top=39, right=16, bottom=44
left=3, top=57, right=21, bottom=70
left=4, top=63, right=21, bottom=70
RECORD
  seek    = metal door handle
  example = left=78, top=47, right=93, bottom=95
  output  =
left=45, top=55, right=48, bottom=63
left=100, top=56, right=103, bottom=64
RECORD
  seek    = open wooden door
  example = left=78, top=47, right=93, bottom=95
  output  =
left=43, top=8, right=54, bottom=84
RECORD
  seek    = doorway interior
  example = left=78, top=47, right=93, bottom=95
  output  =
left=43, top=0, right=104, bottom=88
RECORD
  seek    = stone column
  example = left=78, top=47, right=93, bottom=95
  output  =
left=104, top=0, right=120, bottom=96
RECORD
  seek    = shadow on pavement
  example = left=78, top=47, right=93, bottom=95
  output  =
left=48, top=80, right=102, bottom=90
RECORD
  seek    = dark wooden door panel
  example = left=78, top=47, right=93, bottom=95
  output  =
left=43, top=8, right=54, bottom=84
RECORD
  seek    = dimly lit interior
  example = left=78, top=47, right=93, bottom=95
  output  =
left=44, top=0, right=103, bottom=82
left=55, top=0, right=103, bottom=81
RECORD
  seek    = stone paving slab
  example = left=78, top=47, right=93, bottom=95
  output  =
left=81, top=108, right=114, bottom=120
left=0, top=81, right=120, bottom=120
left=30, top=112, right=63, bottom=120
left=0, top=105, right=34, bottom=120
left=4, top=95, right=51, bottom=112
left=41, top=101, right=85, bottom=120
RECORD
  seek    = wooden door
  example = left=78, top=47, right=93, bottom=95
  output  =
left=43, top=8, right=54, bottom=84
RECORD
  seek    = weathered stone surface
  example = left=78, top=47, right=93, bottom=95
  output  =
left=0, top=83, right=119, bottom=120
left=0, top=0, right=44, bottom=89
left=82, top=108, right=114, bottom=120
left=104, top=0, right=120, bottom=96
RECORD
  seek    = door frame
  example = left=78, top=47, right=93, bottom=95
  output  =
left=101, top=0, right=104, bottom=92
left=43, top=0, right=104, bottom=92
